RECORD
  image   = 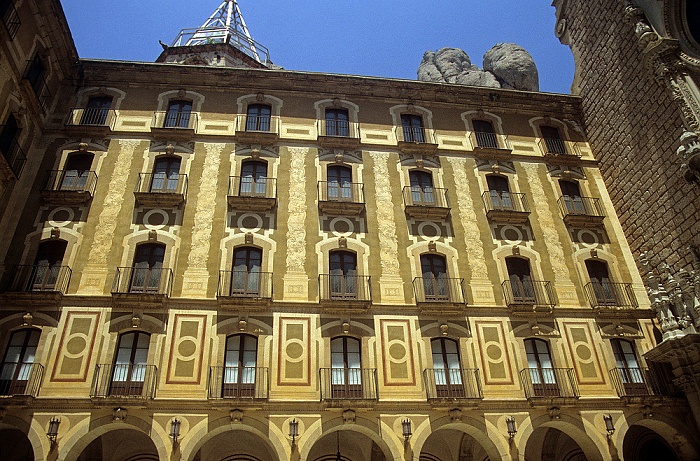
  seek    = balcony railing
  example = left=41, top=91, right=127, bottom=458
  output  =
left=470, top=132, right=511, bottom=153
left=413, top=277, right=466, bottom=305
left=65, top=108, right=117, bottom=130
left=318, top=119, right=360, bottom=139
left=229, top=176, right=276, bottom=199
left=502, top=279, right=556, bottom=310
left=9, top=265, right=71, bottom=293
left=558, top=196, right=605, bottom=226
left=538, top=138, right=581, bottom=158
left=152, top=111, right=199, bottom=131
left=208, top=366, right=269, bottom=399
left=482, top=191, right=530, bottom=223
left=91, top=364, right=158, bottom=399
left=423, top=368, right=482, bottom=400
left=234, top=115, right=281, bottom=144
left=0, top=362, right=43, bottom=397
left=403, top=186, right=449, bottom=207
left=397, top=126, right=435, bottom=144
left=319, top=368, right=378, bottom=401
left=319, top=274, right=372, bottom=303
left=1, top=2, right=21, bottom=39
left=520, top=367, right=579, bottom=399
left=584, top=282, right=638, bottom=310
left=0, top=131, right=26, bottom=178
left=43, top=170, right=98, bottom=198
left=318, top=181, right=365, bottom=204
left=134, top=173, right=188, bottom=206
left=217, top=270, right=273, bottom=299
left=112, top=267, right=173, bottom=297
left=171, top=26, right=271, bottom=66
left=609, top=367, right=674, bottom=398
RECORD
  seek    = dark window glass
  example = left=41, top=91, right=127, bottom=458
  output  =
left=327, top=165, right=352, bottom=200
left=611, top=339, right=646, bottom=393
left=0, top=329, right=40, bottom=395
left=0, top=114, right=18, bottom=156
left=541, top=125, right=565, bottom=154
left=487, top=175, right=512, bottom=209
left=688, top=2, right=700, bottom=44
left=239, top=160, right=268, bottom=196
left=473, top=119, right=498, bottom=148
left=524, top=338, right=558, bottom=395
left=329, top=250, right=357, bottom=297
left=246, top=104, right=271, bottom=132
left=506, top=257, right=535, bottom=303
left=81, top=96, right=112, bottom=125
left=421, top=253, right=449, bottom=300
left=150, top=156, right=181, bottom=192
left=61, top=152, right=94, bottom=191
left=409, top=170, right=434, bottom=205
left=330, top=336, right=362, bottom=397
left=31, top=240, right=67, bottom=290
left=401, top=113, right=425, bottom=143
left=231, top=246, right=262, bottom=295
left=26, top=55, right=45, bottom=93
left=223, top=334, right=257, bottom=397
left=559, top=179, right=585, bottom=214
left=586, top=259, right=617, bottom=305
left=164, top=100, right=192, bottom=128
left=111, top=331, right=150, bottom=396
left=431, top=338, right=463, bottom=396
left=130, top=243, right=165, bottom=293
left=325, top=108, right=349, bottom=137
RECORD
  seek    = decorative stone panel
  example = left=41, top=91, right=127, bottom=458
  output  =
left=166, top=314, right=207, bottom=384
left=51, top=311, right=101, bottom=382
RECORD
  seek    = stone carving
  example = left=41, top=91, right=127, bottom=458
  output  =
left=677, top=131, right=700, bottom=184
left=417, top=45, right=539, bottom=91
left=187, top=143, right=223, bottom=269
left=369, top=152, right=400, bottom=276
left=285, top=147, right=308, bottom=273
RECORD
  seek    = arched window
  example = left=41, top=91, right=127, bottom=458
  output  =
left=150, top=156, right=181, bottom=193
left=506, top=257, right=534, bottom=303
left=409, top=170, right=435, bottom=205
left=223, top=334, right=258, bottom=398
left=585, top=259, right=617, bottom=305
left=524, top=338, right=557, bottom=396
left=401, top=113, right=425, bottom=143
left=559, top=179, right=585, bottom=214
left=61, top=152, right=94, bottom=191
left=239, top=160, right=268, bottom=196
left=325, top=108, right=349, bottom=137
left=486, top=175, right=512, bottom=209
left=420, top=253, right=449, bottom=301
left=329, top=250, right=357, bottom=299
left=610, top=339, right=646, bottom=395
left=231, top=246, right=263, bottom=296
left=330, top=336, right=362, bottom=398
left=540, top=125, right=565, bottom=154
left=111, top=331, right=150, bottom=396
left=164, top=99, right=192, bottom=128
left=0, top=329, right=40, bottom=396
left=246, top=104, right=272, bottom=132
left=82, top=95, right=113, bottom=125
left=688, top=2, right=700, bottom=45
left=30, top=240, right=68, bottom=291
left=473, top=119, right=498, bottom=148
left=130, top=243, right=166, bottom=293
left=327, top=165, right=353, bottom=201
left=431, top=338, right=464, bottom=397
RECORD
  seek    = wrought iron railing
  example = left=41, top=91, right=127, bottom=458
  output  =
left=520, top=367, right=579, bottom=399
left=608, top=367, right=673, bottom=398
left=319, top=274, right=372, bottom=302
left=152, top=111, right=199, bottom=131
left=413, top=277, right=466, bottom=304
left=44, top=170, right=98, bottom=196
left=471, top=131, right=510, bottom=150
left=1, top=2, right=21, bottom=39
left=502, top=279, right=556, bottom=307
left=0, top=362, right=43, bottom=397
left=318, top=181, right=365, bottom=204
left=318, top=119, right=360, bottom=139
left=91, top=364, right=158, bottom=399
left=135, top=173, right=188, bottom=196
left=65, top=108, right=117, bottom=129
left=0, top=130, right=26, bottom=178
left=228, top=176, right=276, bottom=199
left=208, top=366, right=269, bottom=399
left=557, top=196, right=604, bottom=219
left=538, top=138, right=581, bottom=157
left=397, top=126, right=434, bottom=144
left=482, top=191, right=529, bottom=213
left=584, top=282, right=637, bottom=309
left=217, top=270, right=273, bottom=299
left=319, top=368, right=378, bottom=400
left=112, top=267, right=173, bottom=296
left=423, top=368, right=482, bottom=400
left=9, top=265, right=71, bottom=293
left=171, top=27, right=271, bottom=66
left=236, top=114, right=280, bottom=134
left=403, top=186, right=449, bottom=208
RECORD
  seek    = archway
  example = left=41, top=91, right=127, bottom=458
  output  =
left=307, top=429, right=388, bottom=461
left=623, top=425, right=680, bottom=461
left=76, top=429, right=158, bottom=460
left=525, top=426, right=589, bottom=461
left=0, top=428, right=34, bottom=461
left=192, top=430, right=278, bottom=461
left=419, top=429, right=490, bottom=461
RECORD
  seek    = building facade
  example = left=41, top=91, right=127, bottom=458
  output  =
left=0, top=1, right=698, bottom=461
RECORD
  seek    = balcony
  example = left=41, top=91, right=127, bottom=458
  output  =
left=0, top=363, right=43, bottom=398
left=64, top=108, right=117, bottom=136
left=319, top=368, right=378, bottom=402
left=217, top=270, right=273, bottom=307
left=318, top=181, right=365, bottom=215
left=111, top=267, right=173, bottom=306
left=423, top=368, right=483, bottom=401
left=538, top=138, right=582, bottom=165
left=482, top=191, right=530, bottom=224
left=319, top=274, right=372, bottom=308
left=502, top=279, right=556, bottom=316
left=413, top=277, right=466, bottom=310
left=584, top=282, right=638, bottom=316
left=470, top=132, right=512, bottom=159
left=91, top=364, right=158, bottom=400
left=227, top=176, right=276, bottom=211
left=0, top=131, right=26, bottom=179
left=519, top=367, right=579, bottom=401
left=403, top=186, right=450, bottom=220
left=558, top=196, right=605, bottom=227
left=207, top=366, right=269, bottom=400
left=133, top=173, right=187, bottom=207
left=234, top=114, right=280, bottom=145
left=1, top=2, right=21, bottom=39
left=150, top=111, right=199, bottom=140
left=317, top=119, right=360, bottom=149
left=609, top=367, right=676, bottom=398
left=41, top=170, right=97, bottom=204
left=3, top=265, right=72, bottom=305
left=396, top=126, right=438, bottom=155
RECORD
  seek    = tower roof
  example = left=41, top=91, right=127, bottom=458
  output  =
left=168, top=1, right=270, bottom=67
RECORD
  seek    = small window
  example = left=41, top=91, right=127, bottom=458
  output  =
left=246, top=104, right=272, bottom=132
left=326, top=165, right=353, bottom=201
left=409, top=170, right=435, bottom=205
left=111, top=331, right=150, bottom=396
left=540, top=125, right=565, bottom=154
left=164, top=100, right=192, bottom=128
left=82, top=96, right=113, bottom=125
left=223, top=334, right=258, bottom=397
left=0, top=329, right=40, bottom=396
left=61, top=152, right=94, bottom=191
left=401, top=114, right=425, bottom=143
left=420, top=253, right=449, bottom=300
left=473, top=119, right=498, bottom=148
left=329, top=250, right=357, bottom=299
left=330, top=336, right=362, bottom=398
left=325, top=108, right=349, bottom=137
left=25, top=55, right=45, bottom=94
left=0, top=114, right=19, bottom=157
left=524, top=338, right=557, bottom=396
left=0, top=1, right=21, bottom=39
left=486, top=175, right=512, bottom=209
left=150, top=156, right=181, bottom=192
left=239, top=160, right=268, bottom=196
left=231, top=246, right=263, bottom=296
left=611, top=339, right=646, bottom=394
left=506, top=257, right=535, bottom=303
left=431, top=338, right=464, bottom=397
left=30, top=240, right=68, bottom=291
left=130, top=243, right=165, bottom=293
left=586, top=259, right=617, bottom=305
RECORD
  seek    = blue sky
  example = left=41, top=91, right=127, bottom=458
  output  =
left=61, top=1, right=574, bottom=94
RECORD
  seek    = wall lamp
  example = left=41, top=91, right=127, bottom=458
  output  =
left=47, top=417, right=61, bottom=443
left=506, top=416, right=517, bottom=439
left=402, top=419, right=412, bottom=440
left=169, top=418, right=181, bottom=444
left=603, top=414, right=615, bottom=438
left=289, top=419, right=299, bottom=445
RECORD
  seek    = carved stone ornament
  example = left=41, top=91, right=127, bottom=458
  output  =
left=440, top=324, right=449, bottom=336
left=113, top=407, right=127, bottom=422
left=449, top=408, right=463, bottom=422
left=547, top=406, right=561, bottom=420
left=22, top=312, right=33, bottom=326
left=230, top=409, right=244, bottom=423
left=238, top=319, right=247, bottom=331
left=177, top=89, right=187, bottom=100
left=677, top=131, right=700, bottom=185
left=131, top=315, right=141, bottom=329
left=343, top=409, right=356, bottom=424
